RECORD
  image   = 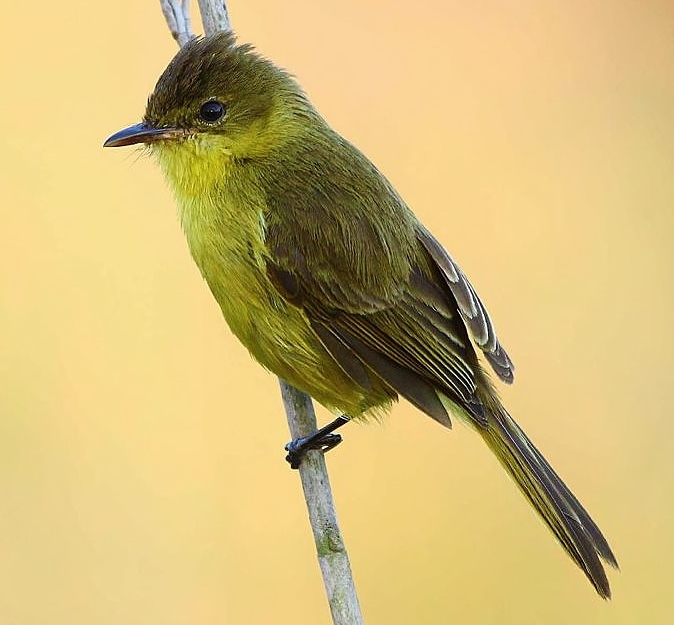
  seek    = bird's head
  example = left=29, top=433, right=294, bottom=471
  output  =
left=104, top=32, right=312, bottom=178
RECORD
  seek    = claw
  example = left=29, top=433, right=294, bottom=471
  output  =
left=283, top=414, right=350, bottom=469
left=285, top=433, right=343, bottom=469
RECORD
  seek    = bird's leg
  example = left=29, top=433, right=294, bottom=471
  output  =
left=285, top=414, right=351, bottom=469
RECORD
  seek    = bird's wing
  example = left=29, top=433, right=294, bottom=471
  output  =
left=260, top=132, right=513, bottom=424
left=264, top=192, right=514, bottom=427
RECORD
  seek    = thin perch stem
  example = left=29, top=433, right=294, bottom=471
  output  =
left=159, top=0, right=194, bottom=46
left=156, top=2, right=365, bottom=623
left=280, top=380, right=364, bottom=625
left=197, top=0, right=231, bottom=35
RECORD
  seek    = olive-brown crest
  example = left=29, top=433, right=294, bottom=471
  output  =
left=144, top=32, right=295, bottom=134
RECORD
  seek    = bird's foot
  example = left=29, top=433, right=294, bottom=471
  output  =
left=285, top=433, right=343, bottom=469
left=284, top=414, right=350, bottom=469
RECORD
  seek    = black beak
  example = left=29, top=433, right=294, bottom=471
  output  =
left=103, top=122, right=183, bottom=147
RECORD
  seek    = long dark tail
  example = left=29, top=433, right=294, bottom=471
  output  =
left=480, top=408, right=618, bottom=598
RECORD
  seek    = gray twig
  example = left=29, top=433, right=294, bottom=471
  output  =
left=280, top=380, right=364, bottom=625
left=159, top=0, right=194, bottom=46
left=197, top=0, right=231, bottom=35
left=156, top=3, right=365, bottom=623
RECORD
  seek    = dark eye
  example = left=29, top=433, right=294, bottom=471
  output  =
left=198, top=100, right=226, bottom=123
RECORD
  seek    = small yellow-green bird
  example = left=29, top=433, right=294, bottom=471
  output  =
left=105, top=32, right=617, bottom=597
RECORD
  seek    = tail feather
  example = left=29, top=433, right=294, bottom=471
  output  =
left=480, top=409, right=617, bottom=598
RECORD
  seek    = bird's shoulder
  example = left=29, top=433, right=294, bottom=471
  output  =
left=260, top=130, right=419, bottom=313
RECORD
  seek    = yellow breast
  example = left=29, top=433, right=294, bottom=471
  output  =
left=151, top=139, right=387, bottom=416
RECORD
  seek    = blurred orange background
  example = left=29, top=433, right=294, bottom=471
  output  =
left=1, top=1, right=672, bottom=623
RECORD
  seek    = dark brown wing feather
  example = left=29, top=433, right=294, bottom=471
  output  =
left=310, top=318, right=452, bottom=426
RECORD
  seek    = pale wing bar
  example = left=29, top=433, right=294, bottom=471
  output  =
left=416, top=223, right=515, bottom=383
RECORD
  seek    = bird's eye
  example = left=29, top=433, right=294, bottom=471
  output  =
left=198, top=100, right=226, bottom=123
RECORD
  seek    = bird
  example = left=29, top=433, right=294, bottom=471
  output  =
left=104, top=32, right=617, bottom=597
